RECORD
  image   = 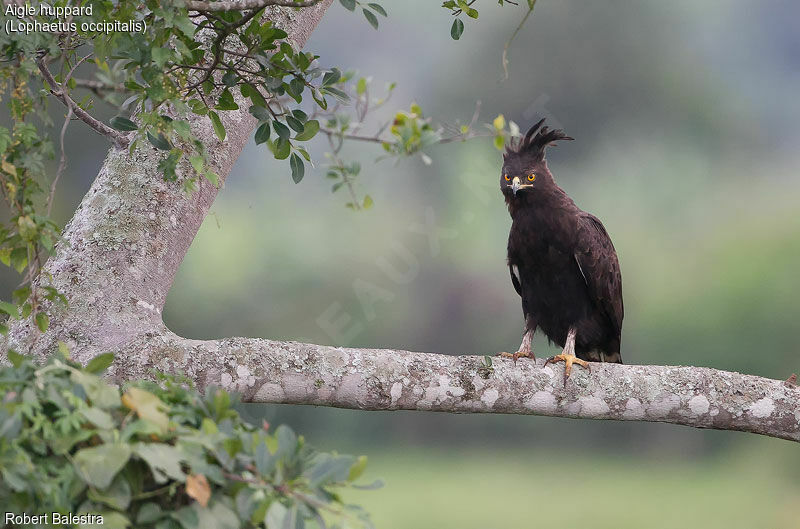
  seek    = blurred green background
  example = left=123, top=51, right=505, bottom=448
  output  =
left=6, top=1, right=800, bottom=527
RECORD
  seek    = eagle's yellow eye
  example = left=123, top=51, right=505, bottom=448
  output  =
left=527, top=174, right=536, bottom=181
left=504, top=174, right=510, bottom=181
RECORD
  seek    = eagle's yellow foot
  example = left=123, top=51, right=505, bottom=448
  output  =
left=498, top=329, right=535, bottom=364
left=544, top=353, right=589, bottom=384
left=499, top=350, right=535, bottom=364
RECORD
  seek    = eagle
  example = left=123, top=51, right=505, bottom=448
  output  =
left=499, top=119, right=623, bottom=382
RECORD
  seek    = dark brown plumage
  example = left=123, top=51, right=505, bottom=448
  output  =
left=500, top=119, right=623, bottom=369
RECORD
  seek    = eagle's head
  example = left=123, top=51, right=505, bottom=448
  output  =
left=500, top=119, right=573, bottom=199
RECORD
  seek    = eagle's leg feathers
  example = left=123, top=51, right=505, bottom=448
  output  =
left=498, top=328, right=535, bottom=364
left=544, top=327, right=589, bottom=385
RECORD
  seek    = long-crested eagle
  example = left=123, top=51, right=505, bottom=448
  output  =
left=499, top=119, right=624, bottom=382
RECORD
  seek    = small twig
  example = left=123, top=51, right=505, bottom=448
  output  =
left=71, top=79, right=128, bottom=93
left=319, top=126, right=493, bottom=146
left=184, top=0, right=320, bottom=12
left=47, top=107, right=73, bottom=217
left=35, top=56, right=129, bottom=148
left=502, top=0, right=537, bottom=80
left=321, top=129, right=384, bottom=144
left=63, top=52, right=92, bottom=88
left=326, top=133, right=361, bottom=210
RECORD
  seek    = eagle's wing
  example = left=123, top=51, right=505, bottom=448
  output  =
left=574, top=213, right=624, bottom=336
left=509, top=264, right=522, bottom=297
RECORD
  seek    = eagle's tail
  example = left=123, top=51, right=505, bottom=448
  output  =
left=582, top=350, right=623, bottom=364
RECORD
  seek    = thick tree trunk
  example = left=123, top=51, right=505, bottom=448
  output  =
left=7, top=1, right=333, bottom=359
left=4, top=0, right=800, bottom=445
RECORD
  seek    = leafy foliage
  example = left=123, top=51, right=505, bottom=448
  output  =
left=0, top=351, right=376, bottom=528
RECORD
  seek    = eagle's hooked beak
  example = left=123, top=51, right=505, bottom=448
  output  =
left=512, top=176, right=521, bottom=196
left=511, top=176, right=534, bottom=196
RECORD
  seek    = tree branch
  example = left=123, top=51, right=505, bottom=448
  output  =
left=71, top=79, right=128, bottom=93
left=106, top=331, right=800, bottom=443
left=184, top=0, right=321, bottom=12
left=36, top=57, right=129, bottom=149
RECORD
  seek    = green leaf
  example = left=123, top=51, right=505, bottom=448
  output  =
left=216, top=89, right=239, bottom=111
left=137, top=503, right=164, bottom=524
left=286, top=115, right=305, bottom=133
left=451, top=18, right=464, bottom=40
left=348, top=455, right=368, bottom=481
left=322, top=68, right=342, bottom=86
left=363, top=194, right=374, bottom=209
left=110, top=116, right=138, bottom=131
left=7, top=349, right=25, bottom=368
left=204, top=170, right=219, bottom=187
left=367, top=3, right=387, bottom=16
left=80, top=407, right=114, bottom=429
left=35, top=312, right=49, bottom=332
left=363, top=8, right=379, bottom=29
left=158, top=150, right=182, bottom=181
left=494, top=134, right=504, bottom=151
left=265, top=502, right=288, bottom=529
left=221, top=70, right=238, bottom=87
left=209, top=111, right=226, bottom=141
left=16, top=216, right=37, bottom=241
left=73, top=444, right=132, bottom=488
left=86, top=352, right=115, bottom=374
left=255, top=122, right=271, bottom=145
left=242, top=83, right=268, bottom=107
left=254, top=440, right=276, bottom=475
left=189, top=154, right=205, bottom=174
left=339, top=0, right=356, bottom=11
left=273, top=138, right=291, bottom=160
left=294, top=119, right=319, bottom=141
left=133, top=443, right=186, bottom=483
left=288, top=78, right=305, bottom=102
left=353, top=478, right=384, bottom=490
left=0, top=301, right=19, bottom=319
left=290, top=153, right=304, bottom=184
left=322, top=86, right=350, bottom=102
left=307, top=454, right=355, bottom=487
left=249, top=105, right=271, bottom=121
left=71, top=370, right=122, bottom=408
left=171, top=506, right=198, bottom=529
left=88, top=473, right=132, bottom=510
left=272, top=120, right=290, bottom=140
left=97, top=512, right=131, bottom=529
left=147, top=132, right=172, bottom=151
left=10, top=247, right=27, bottom=273
left=152, top=47, right=172, bottom=68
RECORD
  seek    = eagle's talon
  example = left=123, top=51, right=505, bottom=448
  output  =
left=499, top=350, right=535, bottom=365
left=544, top=353, right=589, bottom=385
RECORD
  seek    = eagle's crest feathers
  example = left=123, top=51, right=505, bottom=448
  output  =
left=504, top=118, right=574, bottom=162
